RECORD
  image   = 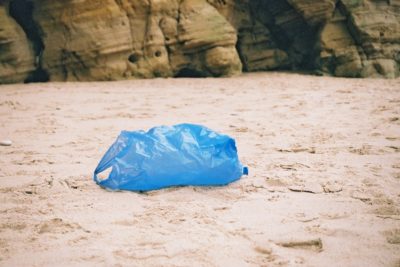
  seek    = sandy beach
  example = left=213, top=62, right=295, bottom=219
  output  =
left=0, top=72, right=399, bottom=266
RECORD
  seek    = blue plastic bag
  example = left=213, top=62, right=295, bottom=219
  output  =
left=94, top=123, right=247, bottom=191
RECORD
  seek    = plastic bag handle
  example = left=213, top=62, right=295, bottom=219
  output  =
left=94, top=167, right=109, bottom=184
left=93, top=132, right=133, bottom=184
left=94, top=161, right=114, bottom=184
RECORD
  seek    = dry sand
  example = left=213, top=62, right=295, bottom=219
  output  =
left=0, top=73, right=399, bottom=266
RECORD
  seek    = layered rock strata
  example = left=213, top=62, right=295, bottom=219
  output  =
left=0, top=0, right=399, bottom=83
left=32, top=0, right=241, bottom=81
left=319, top=0, right=400, bottom=78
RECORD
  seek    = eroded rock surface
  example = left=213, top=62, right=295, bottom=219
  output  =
left=0, top=0, right=399, bottom=83
left=319, top=0, right=400, bottom=78
left=0, top=2, right=35, bottom=83
left=32, top=0, right=241, bottom=81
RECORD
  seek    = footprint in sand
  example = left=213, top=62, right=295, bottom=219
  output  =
left=374, top=205, right=400, bottom=220
left=60, top=175, right=92, bottom=190
left=253, top=246, right=278, bottom=263
left=265, top=178, right=287, bottom=188
left=0, top=222, right=27, bottom=231
left=351, top=191, right=372, bottom=204
left=383, top=229, right=400, bottom=244
left=0, top=100, right=25, bottom=110
left=322, top=182, right=343, bottom=193
left=348, top=145, right=373, bottom=155
left=36, top=218, right=89, bottom=234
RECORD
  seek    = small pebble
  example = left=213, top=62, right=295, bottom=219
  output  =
left=0, top=139, right=12, bottom=146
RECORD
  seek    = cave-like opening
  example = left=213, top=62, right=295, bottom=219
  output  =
left=9, top=0, right=49, bottom=82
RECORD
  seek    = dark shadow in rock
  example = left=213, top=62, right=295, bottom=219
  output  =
left=9, top=0, right=44, bottom=56
left=24, top=67, right=49, bottom=83
left=128, top=54, right=139, bottom=63
left=9, top=0, right=49, bottom=83
left=174, top=68, right=207, bottom=78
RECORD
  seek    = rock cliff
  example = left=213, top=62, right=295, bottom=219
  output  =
left=0, top=0, right=399, bottom=83
left=30, top=0, right=242, bottom=81
left=0, top=1, right=35, bottom=83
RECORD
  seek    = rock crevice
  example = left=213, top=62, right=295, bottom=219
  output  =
left=8, top=0, right=49, bottom=82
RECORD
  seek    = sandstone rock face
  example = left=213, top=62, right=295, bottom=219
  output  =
left=0, top=0, right=399, bottom=83
left=213, top=0, right=400, bottom=78
left=319, top=0, right=400, bottom=78
left=0, top=2, right=35, bottom=83
left=31, top=0, right=241, bottom=81
left=209, top=0, right=290, bottom=72
left=287, top=0, right=336, bottom=26
left=32, top=0, right=133, bottom=81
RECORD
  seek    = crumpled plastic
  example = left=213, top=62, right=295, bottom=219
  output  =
left=94, top=123, right=248, bottom=191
